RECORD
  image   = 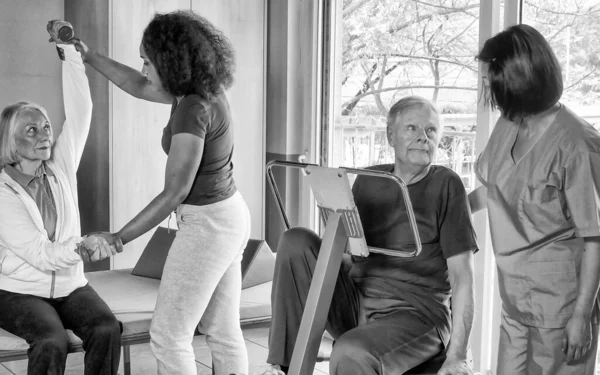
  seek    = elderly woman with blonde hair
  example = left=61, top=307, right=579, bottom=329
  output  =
left=0, top=31, right=121, bottom=374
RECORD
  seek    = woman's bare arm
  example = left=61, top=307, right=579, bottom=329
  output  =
left=73, top=39, right=173, bottom=104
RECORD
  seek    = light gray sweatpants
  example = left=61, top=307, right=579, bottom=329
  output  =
left=149, top=192, right=251, bottom=375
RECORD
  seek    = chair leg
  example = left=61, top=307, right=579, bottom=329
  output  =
left=288, top=213, right=347, bottom=375
left=123, top=345, right=131, bottom=375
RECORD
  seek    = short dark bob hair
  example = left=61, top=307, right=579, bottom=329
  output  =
left=142, top=10, right=235, bottom=101
left=477, top=24, right=562, bottom=120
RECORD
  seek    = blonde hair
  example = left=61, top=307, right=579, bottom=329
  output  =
left=0, top=102, right=51, bottom=167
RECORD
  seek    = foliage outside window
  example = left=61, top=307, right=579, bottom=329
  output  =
left=333, top=0, right=600, bottom=192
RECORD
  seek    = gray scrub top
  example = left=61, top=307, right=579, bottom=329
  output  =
left=476, top=105, right=600, bottom=329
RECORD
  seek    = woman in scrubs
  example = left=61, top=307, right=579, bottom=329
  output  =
left=469, top=24, right=600, bottom=375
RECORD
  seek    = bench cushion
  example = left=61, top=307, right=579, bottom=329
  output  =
left=0, top=269, right=272, bottom=351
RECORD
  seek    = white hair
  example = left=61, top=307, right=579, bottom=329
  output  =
left=0, top=102, right=51, bottom=167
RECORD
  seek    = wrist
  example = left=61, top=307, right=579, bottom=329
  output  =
left=573, top=309, right=593, bottom=320
left=81, top=48, right=97, bottom=64
left=574, top=300, right=594, bottom=318
left=114, top=230, right=127, bottom=245
left=114, top=231, right=126, bottom=248
left=445, top=350, right=467, bottom=362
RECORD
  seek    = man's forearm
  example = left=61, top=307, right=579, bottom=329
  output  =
left=447, top=276, right=475, bottom=360
left=574, top=237, right=600, bottom=318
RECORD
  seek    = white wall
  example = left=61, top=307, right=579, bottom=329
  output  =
left=110, top=0, right=188, bottom=269
left=193, top=0, right=267, bottom=245
left=0, top=0, right=64, bottom=132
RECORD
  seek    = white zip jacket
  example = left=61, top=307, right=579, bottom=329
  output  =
left=0, top=44, right=92, bottom=298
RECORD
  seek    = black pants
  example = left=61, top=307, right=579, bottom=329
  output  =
left=267, top=227, right=444, bottom=375
left=0, top=283, right=122, bottom=375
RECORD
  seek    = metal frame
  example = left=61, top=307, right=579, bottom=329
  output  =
left=266, top=160, right=422, bottom=375
left=266, top=160, right=422, bottom=256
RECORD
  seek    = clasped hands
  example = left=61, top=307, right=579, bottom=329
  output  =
left=75, top=232, right=123, bottom=263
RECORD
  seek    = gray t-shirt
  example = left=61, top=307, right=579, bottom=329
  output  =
left=350, top=164, right=478, bottom=346
left=161, top=93, right=237, bottom=206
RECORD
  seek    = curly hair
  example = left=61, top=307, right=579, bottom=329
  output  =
left=142, top=10, right=235, bottom=101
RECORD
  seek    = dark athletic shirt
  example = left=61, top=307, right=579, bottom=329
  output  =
left=161, top=93, right=236, bottom=206
left=349, top=164, right=478, bottom=346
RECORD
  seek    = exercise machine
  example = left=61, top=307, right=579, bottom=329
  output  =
left=266, top=160, right=422, bottom=375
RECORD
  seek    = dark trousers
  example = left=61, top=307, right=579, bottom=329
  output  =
left=0, top=283, right=122, bottom=375
left=267, top=227, right=444, bottom=375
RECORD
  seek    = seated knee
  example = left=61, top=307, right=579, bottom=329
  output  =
left=276, top=227, right=320, bottom=260
left=32, top=333, right=69, bottom=357
left=90, top=318, right=121, bottom=340
left=330, top=333, right=372, bottom=364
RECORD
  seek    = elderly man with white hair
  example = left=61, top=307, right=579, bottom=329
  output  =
left=264, top=96, right=478, bottom=375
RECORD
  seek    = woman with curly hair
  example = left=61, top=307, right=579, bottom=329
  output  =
left=73, top=10, right=250, bottom=375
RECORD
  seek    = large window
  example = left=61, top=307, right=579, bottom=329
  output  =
left=328, top=0, right=481, bottom=190
left=327, top=0, right=600, bottom=191
left=522, top=0, right=600, bottom=129
left=321, top=1, right=600, bottom=373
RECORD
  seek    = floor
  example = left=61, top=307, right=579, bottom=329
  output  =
left=3, top=327, right=599, bottom=375
left=0, top=324, right=334, bottom=375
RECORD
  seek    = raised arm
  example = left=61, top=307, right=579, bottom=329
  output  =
left=73, top=39, right=173, bottom=104
left=51, top=43, right=93, bottom=173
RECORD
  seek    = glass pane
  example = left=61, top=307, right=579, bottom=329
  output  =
left=330, top=0, right=481, bottom=191
left=522, top=1, right=600, bottom=129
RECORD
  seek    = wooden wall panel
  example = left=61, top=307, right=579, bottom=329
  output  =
left=191, top=0, right=266, bottom=240
left=110, top=0, right=190, bottom=269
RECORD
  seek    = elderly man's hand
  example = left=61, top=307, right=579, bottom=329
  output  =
left=437, top=357, right=472, bottom=375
